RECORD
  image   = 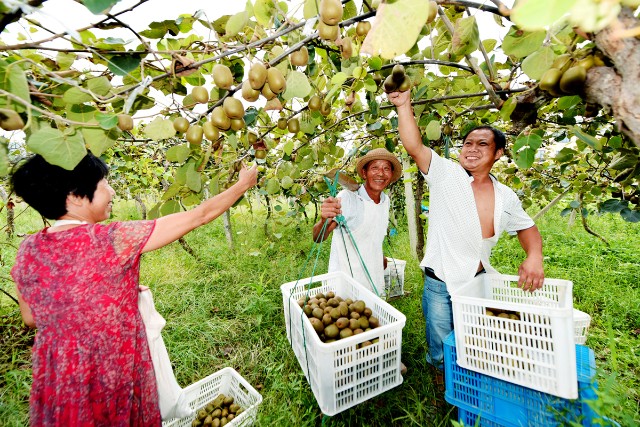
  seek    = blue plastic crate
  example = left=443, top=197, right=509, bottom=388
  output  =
left=444, top=332, right=600, bottom=426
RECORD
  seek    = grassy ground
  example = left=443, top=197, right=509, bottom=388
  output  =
left=1, top=197, right=638, bottom=426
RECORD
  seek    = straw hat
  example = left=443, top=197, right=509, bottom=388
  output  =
left=356, top=148, right=403, bottom=183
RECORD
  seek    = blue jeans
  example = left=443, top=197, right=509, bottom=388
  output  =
left=422, top=273, right=453, bottom=371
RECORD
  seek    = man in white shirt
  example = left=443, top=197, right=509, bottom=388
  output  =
left=388, top=90, right=544, bottom=380
left=312, top=148, right=402, bottom=296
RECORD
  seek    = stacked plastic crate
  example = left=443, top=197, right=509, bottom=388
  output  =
left=446, top=274, right=601, bottom=426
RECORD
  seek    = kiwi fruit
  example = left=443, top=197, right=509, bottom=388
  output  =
left=212, top=64, right=233, bottom=90
left=261, top=82, right=277, bottom=100
left=290, top=46, right=309, bottom=67
left=248, top=63, right=268, bottom=90
left=186, top=124, right=203, bottom=146
left=287, top=118, right=300, bottom=134
left=223, top=97, right=245, bottom=119
left=0, top=109, right=24, bottom=131
left=427, top=1, right=438, bottom=24
left=254, top=149, right=267, bottom=159
left=173, top=117, right=190, bottom=134
left=308, top=95, right=322, bottom=111
left=319, top=0, right=343, bottom=25
left=242, top=80, right=260, bottom=102
left=559, top=66, right=586, bottom=94
left=355, top=21, right=371, bottom=37
left=211, top=106, right=231, bottom=130
left=539, top=68, right=562, bottom=95
left=277, top=117, right=288, bottom=130
left=117, top=114, right=133, bottom=131
left=267, top=67, right=286, bottom=94
left=230, top=118, right=245, bottom=131
left=318, top=21, right=339, bottom=41
left=203, top=122, right=220, bottom=141
left=191, top=86, right=209, bottom=104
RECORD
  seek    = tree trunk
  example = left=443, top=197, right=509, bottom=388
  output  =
left=403, top=158, right=418, bottom=259
left=134, top=194, right=147, bottom=220
left=586, top=7, right=640, bottom=149
left=223, top=210, right=234, bottom=249
left=6, top=199, right=14, bottom=239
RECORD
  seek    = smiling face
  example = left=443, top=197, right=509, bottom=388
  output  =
left=459, top=128, right=504, bottom=172
left=362, top=159, right=393, bottom=196
left=85, top=178, right=116, bottom=222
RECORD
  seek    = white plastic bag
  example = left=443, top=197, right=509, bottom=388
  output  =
left=138, top=289, right=193, bottom=421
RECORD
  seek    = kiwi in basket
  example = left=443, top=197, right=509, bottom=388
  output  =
left=300, top=293, right=381, bottom=343
left=192, top=393, right=243, bottom=427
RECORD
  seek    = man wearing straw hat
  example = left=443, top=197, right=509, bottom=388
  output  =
left=312, top=148, right=402, bottom=297
left=388, top=89, right=544, bottom=388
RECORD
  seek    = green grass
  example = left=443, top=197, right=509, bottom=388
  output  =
left=1, top=198, right=638, bottom=426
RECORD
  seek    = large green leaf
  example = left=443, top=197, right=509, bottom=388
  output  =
left=63, top=87, right=93, bottom=104
left=425, top=120, right=441, bottom=141
left=27, top=128, right=87, bottom=170
left=186, top=162, right=202, bottom=192
left=512, top=133, right=542, bottom=169
left=303, top=0, right=318, bottom=19
left=571, top=126, right=602, bottom=151
left=254, top=0, right=276, bottom=27
left=106, top=53, right=142, bottom=76
left=0, top=143, right=9, bottom=177
left=66, top=104, right=97, bottom=123
left=144, top=117, right=176, bottom=141
left=521, top=47, right=556, bottom=80
left=226, top=11, right=249, bottom=37
left=86, top=76, right=112, bottom=96
left=502, top=27, right=546, bottom=59
left=620, top=208, right=640, bottom=223
left=451, top=16, right=480, bottom=57
left=0, top=59, right=30, bottom=112
left=82, top=0, right=119, bottom=15
left=282, top=71, right=312, bottom=100
left=81, top=126, right=120, bottom=156
left=160, top=200, right=182, bottom=216
left=166, top=144, right=191, bottom=163
left=511, top=0, right=578, bottom=30
left=361, top=0, right=429, bottom=59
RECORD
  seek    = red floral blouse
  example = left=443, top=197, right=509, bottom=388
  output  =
left=11, top=221, right=161, bottom=426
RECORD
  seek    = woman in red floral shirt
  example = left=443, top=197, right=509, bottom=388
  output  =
left=10, top=153, right=257, bottom=426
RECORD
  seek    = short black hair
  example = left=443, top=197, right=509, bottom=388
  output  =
left=11, top=152, right=109, bottom=219
left=462, top=126, right=507, bottom=152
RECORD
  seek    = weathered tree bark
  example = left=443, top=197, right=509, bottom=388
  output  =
left=6, top=199, right=14, bottom=239
left=134, top=195, right=147, bottom=220
left=403, top=158, right=418, bottom=259
left=586, top=7, right=640, bottom=149
left=223, top=210, right=234, bottom=249
left=178, top=237, right=198, bottom=258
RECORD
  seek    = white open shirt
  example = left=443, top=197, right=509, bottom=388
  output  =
left=421, top=149, right=535, bottom=292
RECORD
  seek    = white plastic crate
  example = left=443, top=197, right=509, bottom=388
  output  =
left=281, top=271, right=406, bottom=416
left=162, top=367, right=262, bottom=427
left=573, top=308, right=591, bottom=345
left=451, top=274, right=577, bottom=399
left=383, top=258, right=406, bottom=299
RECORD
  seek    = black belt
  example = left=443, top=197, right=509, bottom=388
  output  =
left=424, top=267, right=486, bottom=282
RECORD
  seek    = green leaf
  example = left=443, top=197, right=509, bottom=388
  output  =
left=106, top=53, right=142, bottom=76
left=600, top=199, right=627, bottom=213
left=0, top=60, right=30, bottom=112
left=513, top=133, right=542, bottom=169
left=166, top=144, right=191, bottom=163
left=608, top=153, right=638, bottom=170
left=86, top=76, right=112, bottom=96
left=514, top=147, right=536, bottom=169
left=282, top=71, right=312, bottom=100
left=162, top=183, right=182, bottom=201
left=620, top=208, right=640, bottom=223
left=425, top=120, right=441, bottom=141
left=63, top=87, right=93, bottom=104
left=555, top=147, right=576, bottom=163
left=226, top=11, right=249, bottom=37
left=160, top=200, right=182, bottom=216
left=81, top=126, right=120, bottom=156
left=27, top=128, right=87, bottom=170
left=303, top=0, right=318, bottom=19
left=571, top=126, right=602, bottom=151
left=361, top=0, right=430, bottom=59
left=330, top=72, right=348, bottom=86
left=502, top=27, right=546, bottom=59
left=186, top=162, right=202, bottom=192
left=0, top=143, right=9, bottom=177
left=144, top=116, right=176, bottom=141
left=95, top=112, right=119, bottom=129
left=499, top=97, right=517, bottom=122
left=451, top=16, right=480, bottom=57
left=521, top=47, right=556, bottom=80
left=557, top=96, right=581, bottom=110
left=511, top=0, right=578, bottom=31
left=66, top=104, right=97, bottom=123
left=140, top=20, right=181, bottom=38
left=254, top=0, right=275, bottom=26
left=82, top=0, right=119, bottom=14
left=343, top=0, right=357, bottom=21
left=283, top=140, right=294, bottom=156
left=56, top=52, right=77, bottom=69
